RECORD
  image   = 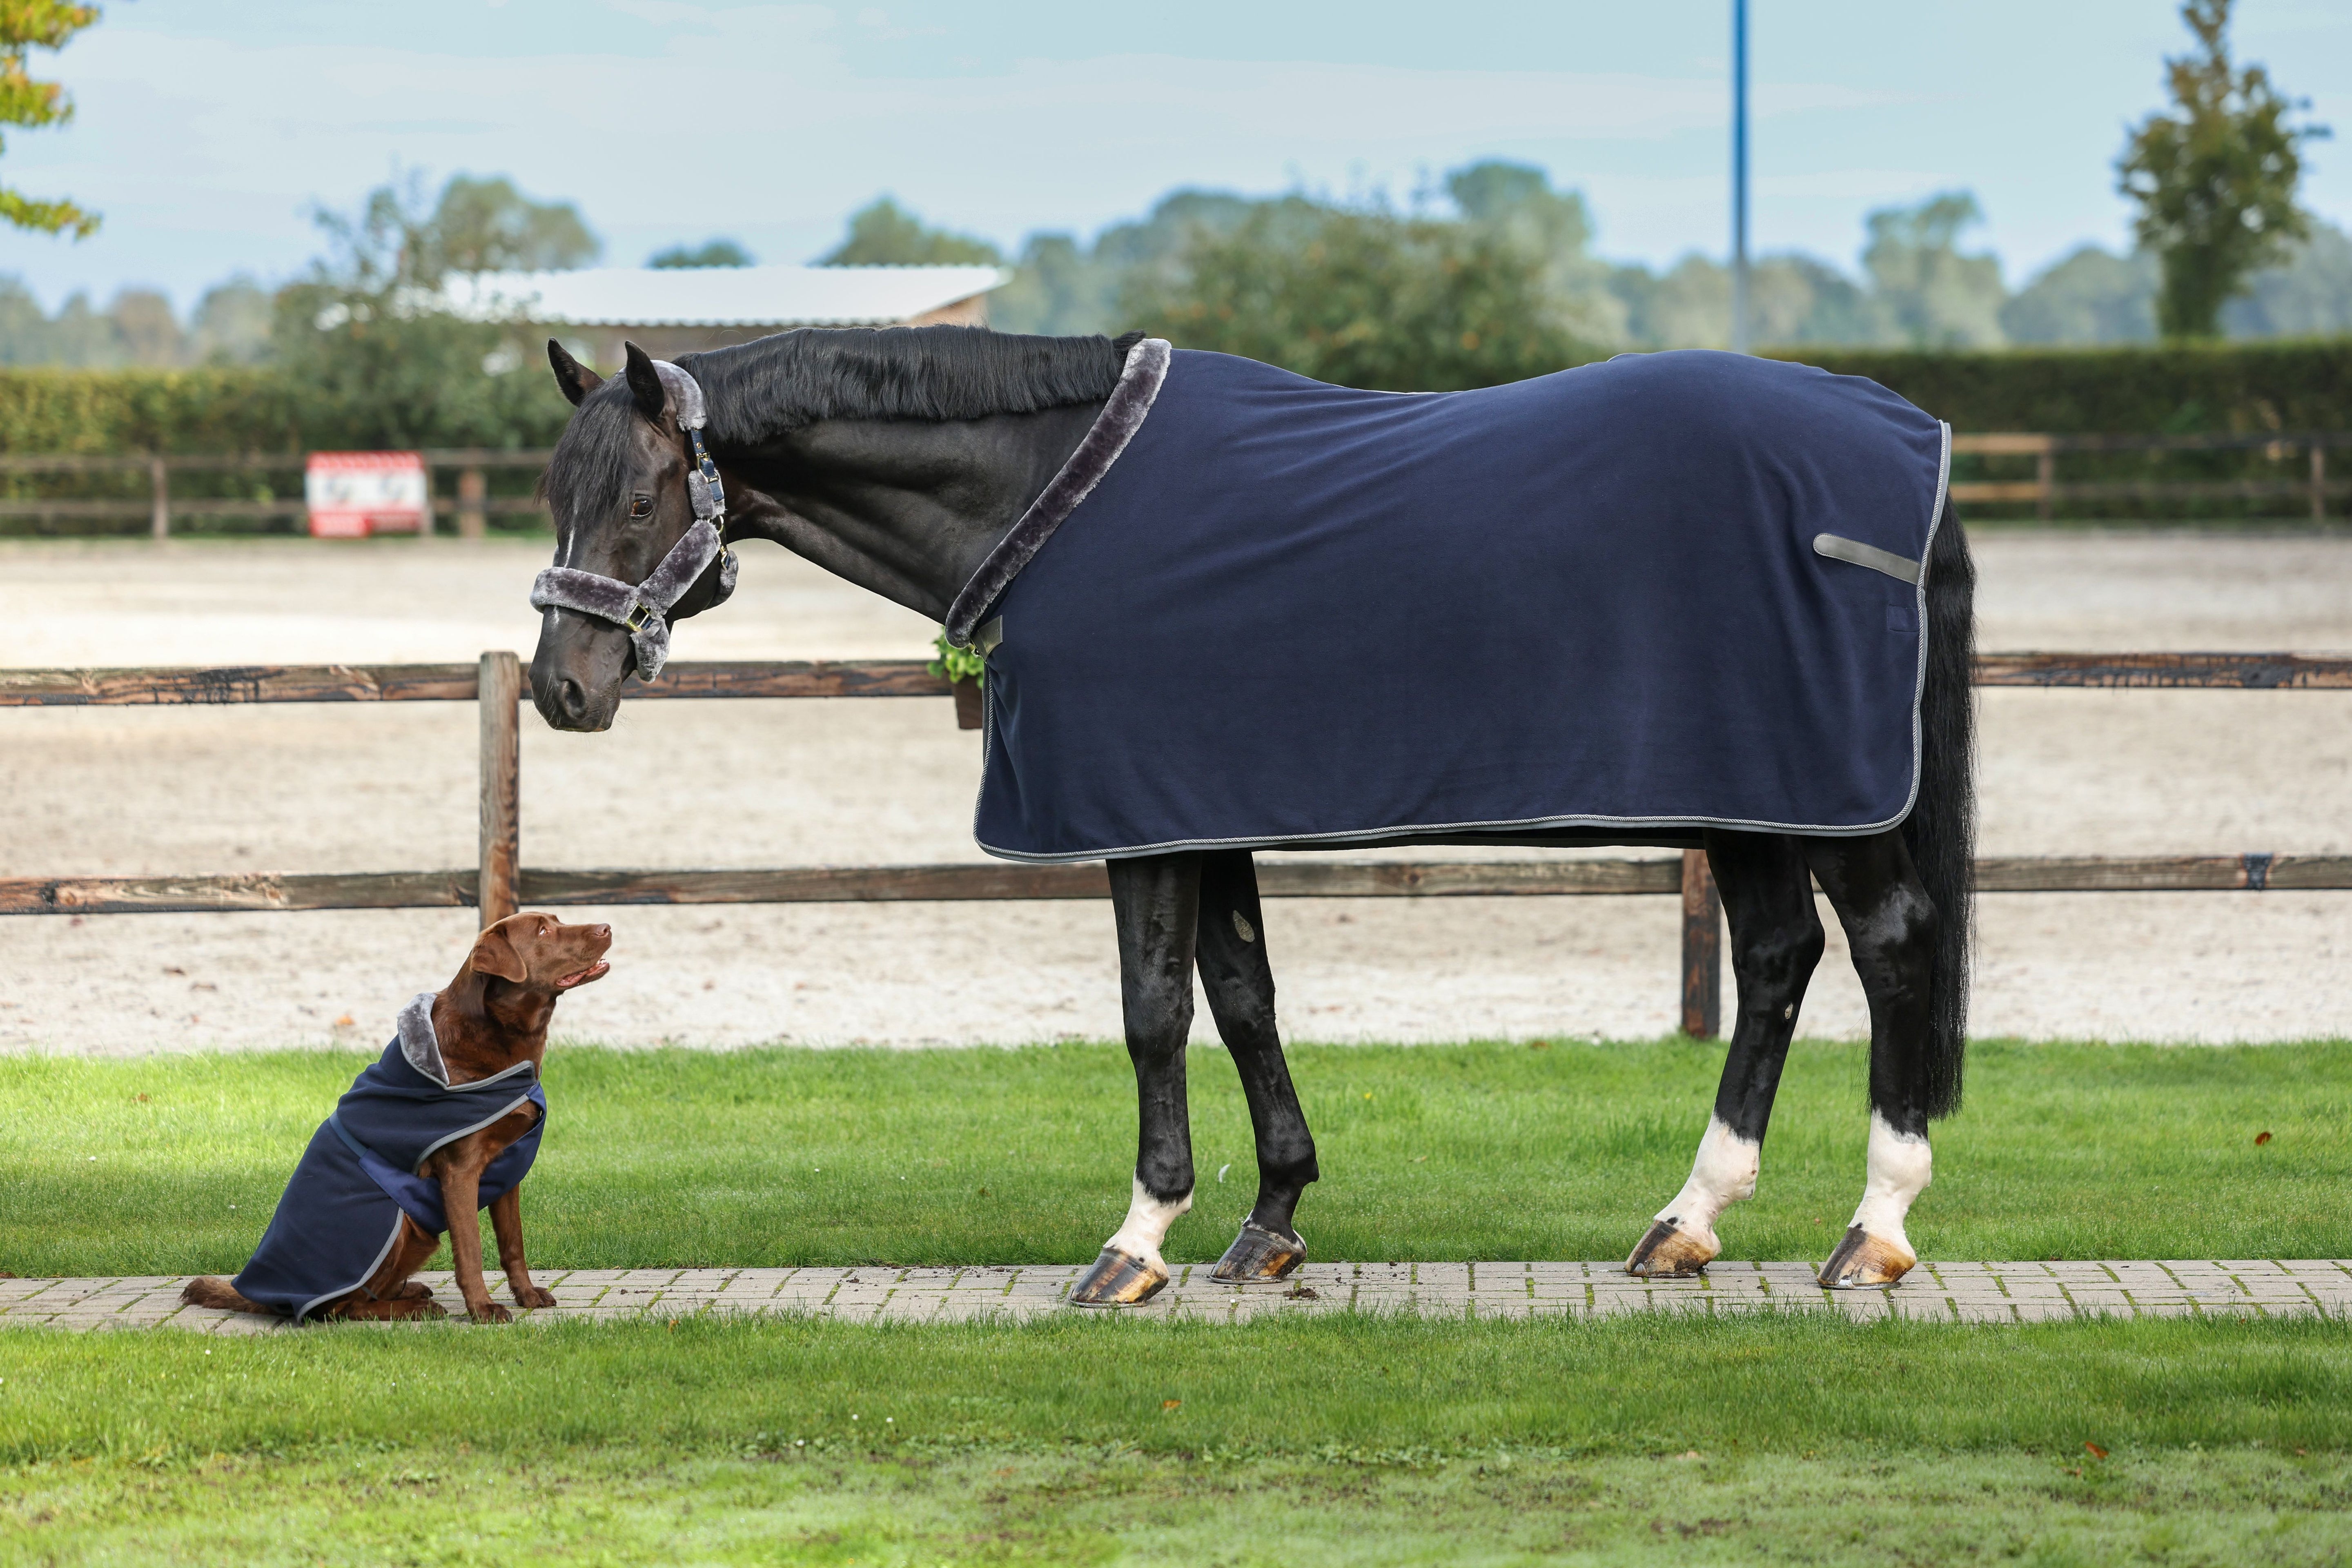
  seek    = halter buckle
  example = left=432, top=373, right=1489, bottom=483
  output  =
left=624, top=601, right=654, bottom=633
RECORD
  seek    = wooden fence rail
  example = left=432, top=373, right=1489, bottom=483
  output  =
left=1947, top=430, right=2352, bottom=521
left=3, top=651, right=2345, bottom=1040
left=7, top=652, right=2350, bottom=709
left=0, top=449, right=551, bottom=538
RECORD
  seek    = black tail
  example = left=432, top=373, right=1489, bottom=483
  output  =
left=1902, top=501, right=1976, bottom=1119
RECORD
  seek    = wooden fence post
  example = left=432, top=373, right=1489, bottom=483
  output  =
left=2035, top=445, right=2055, bottom=523
left=477, top=650, right=521, bottom=927
left=149, top=457, right=169, bottom=540
left=1679, top=847, right=1722, bottom=1038
left=458, top=468, right=488, bottom=540
left=2313, top=443, right=2328, bottom=523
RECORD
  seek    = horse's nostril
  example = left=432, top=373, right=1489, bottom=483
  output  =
left=555, top=678, right=588, bottom=723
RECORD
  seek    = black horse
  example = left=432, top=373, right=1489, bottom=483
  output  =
left=528, top=327, right=1975, bottom=1302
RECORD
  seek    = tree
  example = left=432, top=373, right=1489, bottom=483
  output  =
left=988, top=191, right=1252, bottom=335
left=1446, top=160, right=1627, bottom=344
left=308, top=172, right=599, bottom=290
left=820, top=198, right=1001, bottom=265
left=2000, top=246, right=2158, bottom=345
left=1123, top=196, right=1596, bottom=392
left=0, top=0, right=100, bottom=237
left=2118, top=0, right=2328, bottom=339
left=421, top=174, right=599, bottom=276
left=650, top=238, right=753, bottom=268
left=1862, top=192, right=2007, bottom=348
left=269, top=173, right=583, bottom=449
left=188, top=277, right=273, bottom=364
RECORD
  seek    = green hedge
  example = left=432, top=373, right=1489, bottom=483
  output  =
left=4, top=341, right=2345, bottom=454
left=0, top=365, right=569, bottom=537
left=0, top=368, right=306, bottom=454
left=1767, top=340, right=2352, bottom=434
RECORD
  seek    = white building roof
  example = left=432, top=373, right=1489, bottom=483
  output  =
left=437, top=264, right=1012, bottom=328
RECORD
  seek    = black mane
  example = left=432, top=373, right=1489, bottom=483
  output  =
left=682, top=324, right=1140, bottom=446
left=542, top=325, right=1140, bottom=524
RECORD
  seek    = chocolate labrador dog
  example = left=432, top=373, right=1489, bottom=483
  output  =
left=182, top=912, right=611, bottom=1324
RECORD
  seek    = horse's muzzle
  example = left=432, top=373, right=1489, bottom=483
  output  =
left=529, top=611, right=629, bottom=732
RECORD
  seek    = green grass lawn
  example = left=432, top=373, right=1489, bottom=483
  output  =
left=5, top=1036, right=2350, bottom=1565
left=3, top=1036, right=2348, bottom=1277
left=7, top=1313, right=2352, bottom=1564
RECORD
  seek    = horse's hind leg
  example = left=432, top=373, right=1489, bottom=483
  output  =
left=1628, top=831, right=1823, bottom=1277
left=1194, top=849, right=1317, bottom=1281
left=1802, top=830, right=1939, bottom=1288
left=1070, top=852, right=1202, bottom=1307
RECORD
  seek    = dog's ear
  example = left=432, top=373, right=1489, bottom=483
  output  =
left=468, top=922, right=530, bottom=983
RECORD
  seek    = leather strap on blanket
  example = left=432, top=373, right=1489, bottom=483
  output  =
left=529, top=360, right=738, bottom=682
left=943, top=337, right=1171, bottom=649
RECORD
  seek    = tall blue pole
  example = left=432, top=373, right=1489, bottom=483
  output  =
left=1731, top=0, right=1751, bottom=353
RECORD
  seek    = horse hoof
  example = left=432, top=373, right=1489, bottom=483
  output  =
left=1210, top=1222, right=1306, bottom=1282
left=1817, top=1225, right=1916, bottom=1289
left=1069, top=1248, right=1168, bottom=1306
left=1625, top=1218, right=1718, bottom=1277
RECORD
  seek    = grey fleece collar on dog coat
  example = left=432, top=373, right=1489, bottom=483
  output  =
left=530, top=359, right=738, bottom=681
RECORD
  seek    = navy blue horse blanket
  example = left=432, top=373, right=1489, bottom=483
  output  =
left=949, top=345, right=1951, bottom=862
left=232, top=995, right=545, bottom=1321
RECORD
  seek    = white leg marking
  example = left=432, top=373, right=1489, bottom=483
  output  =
left=1849, top=1113, right=1932, bottom=1254
left=1105, top=1176, right=1192, bottom=1268
left=1654, top=1116, right=1761, bottom=1252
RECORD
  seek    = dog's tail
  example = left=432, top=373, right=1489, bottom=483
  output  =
left=180, top=1275, right=272, bottom=1315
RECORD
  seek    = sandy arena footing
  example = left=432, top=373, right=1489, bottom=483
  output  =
left=5, top=1260, right=2348, bottom=1332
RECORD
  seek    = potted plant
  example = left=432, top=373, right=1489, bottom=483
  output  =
left=929, top=633, right=986, bottom=730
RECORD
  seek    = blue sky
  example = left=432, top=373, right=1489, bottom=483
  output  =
left=4, top=0, right=2350, bottom=311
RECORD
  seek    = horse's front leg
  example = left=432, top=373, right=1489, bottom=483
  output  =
left=1803, top=830, right=1940, bottom=1288
left=1069, top=851, right=1202, bottom=1306
left=1629, top=831, right=1823, bottom=1276
left=1194, top=849, right=1317, bottom=1281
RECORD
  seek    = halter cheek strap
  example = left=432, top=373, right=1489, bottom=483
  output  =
left=529, top=360, right=739, bottom=682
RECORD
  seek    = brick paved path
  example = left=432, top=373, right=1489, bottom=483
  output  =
left=6, top=1261, right=2349, bottom=1334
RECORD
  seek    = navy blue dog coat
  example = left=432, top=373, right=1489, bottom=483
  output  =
left=232, top=994, right=545, bottom=1321
left=954, top=345, right=1952, bottom=862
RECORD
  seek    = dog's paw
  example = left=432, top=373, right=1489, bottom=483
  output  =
left=511, top=1284, right=557, bottom=1310
left=468, top=1301, right=514, bottom=1325
left=393, top=1280, right=436, bottom=1301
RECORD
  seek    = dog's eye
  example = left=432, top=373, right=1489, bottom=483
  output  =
left=628, top=495, right=653, bottom=519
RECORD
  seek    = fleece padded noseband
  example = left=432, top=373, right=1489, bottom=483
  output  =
left=530, top=360, right=737, bottom=682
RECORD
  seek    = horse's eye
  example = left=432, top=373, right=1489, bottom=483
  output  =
left=628, top=495, right=653, bottom=519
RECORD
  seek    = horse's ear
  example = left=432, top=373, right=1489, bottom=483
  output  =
left=548, top=340, right=602, bottom=407
left=622, top=341, right=667, bottom=421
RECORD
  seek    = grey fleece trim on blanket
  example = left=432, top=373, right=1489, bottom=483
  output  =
left=943, top=337, right=1171, bottom=649
left=396, top=992, right=446, bottom=1085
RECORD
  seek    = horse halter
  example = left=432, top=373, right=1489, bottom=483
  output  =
left=528, top=359, right=738, bottom=682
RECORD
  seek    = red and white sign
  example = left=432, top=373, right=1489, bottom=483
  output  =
left=306, top=452, right=428, bottom=537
